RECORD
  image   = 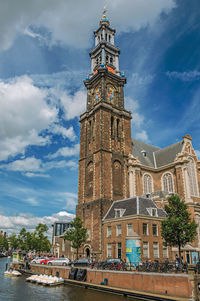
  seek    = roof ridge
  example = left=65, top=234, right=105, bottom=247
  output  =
left=132, top=139, right=160, bottom=150
left=154, top=140, right=183, bottom=154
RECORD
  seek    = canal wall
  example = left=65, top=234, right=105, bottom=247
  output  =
left=29, top=264, right=195, bottom=300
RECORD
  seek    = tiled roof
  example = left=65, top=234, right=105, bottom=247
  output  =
left=132, top=139, right=184, bottom=168
left=132, top=139, right=159, bottom=168
left=154, top=141, right=184, bottom=168
left=104, top=196, right=166, bottom=220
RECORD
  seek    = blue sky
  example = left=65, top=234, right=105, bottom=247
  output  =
left=0, top=0, right=200, bottom=235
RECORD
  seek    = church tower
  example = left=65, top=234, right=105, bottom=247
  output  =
left=76, top=9, right=132, bottom=259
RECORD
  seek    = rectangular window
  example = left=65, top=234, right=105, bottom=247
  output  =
left=115, top=209, right=121, bottom=218
left=143, top=242, right=149, bottom=258
left=152, top=208, right=157, bottom=217
left=107, top=243, right=112, bottom=258
left=127, top=223, right=132, bottom=236
left=152, top=224, right=158, bottom=236
left=143, top=223, right=148, bottom=236
left=117, top=242, right=122, bottom=259
left=153, top=242, right=159, bottom=258
left=163, top=243, right=168, bottom=258
left=107, top=226, right=112, bottom=238
left=116, top=224, right=122, bottom=236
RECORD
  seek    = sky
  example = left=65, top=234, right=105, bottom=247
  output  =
left=0, top=0, right=200, bottom=236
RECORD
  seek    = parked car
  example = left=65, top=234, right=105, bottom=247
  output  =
left=101, top=258, right=125, bottom=269
left=31, top=257, right=46, bottom=264
left=40, top=257, right=56, bottom=264
left=47, top=258, right=70, bottom=266
left=69, top=258, right=92, bottom=267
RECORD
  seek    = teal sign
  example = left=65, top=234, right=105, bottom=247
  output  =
left=126, top=239, right=141, bottom=266
left=191, top=251, right=199, bottom=264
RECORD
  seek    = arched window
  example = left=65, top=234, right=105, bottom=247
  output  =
left=110, top=57, right=113, bottom=64
left=105, top=33, right=107, bottom=41
left=187, top=158, right=198, bottom=196
left=163, top=173, right=173, bottom=193
left=109, top=35, right=111, bottom=43
left=143, top=174, right=153, bottom=194
left=86, top=162, right=93, bottom=196
left=113, top=160, right=122, bottom=195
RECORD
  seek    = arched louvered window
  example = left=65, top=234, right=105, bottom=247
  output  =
left=143, top=174, right=153, bottom=194
left=187, top=158, right=198, bottom=196
left=163, top=173, right=173, bottom=193
left=86, top=162, right=93, bottom=196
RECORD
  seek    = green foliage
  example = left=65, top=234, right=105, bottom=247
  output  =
left=0, top=233, right=8, bottom=251
left=32, top=223, right=51, bottom=254
left=8, top=223, right=51, bottom=253
left=64, top=217, right=87, bottom=259
left=161, top=194, right=198, bottom=257
left=9, top=234, right=19, bottom=251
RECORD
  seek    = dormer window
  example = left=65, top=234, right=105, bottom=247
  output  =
left=141, top=150, right=146, bottom=157
left=115, top=209, right=125, bottom=218
left=151, top=208, right=157, bottom=217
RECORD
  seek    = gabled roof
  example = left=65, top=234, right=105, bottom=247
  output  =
left=132, top=139, right=184, bottom=168
left=154, top=141, right=184, bottom=168
left=104, top=196, right=166, bottom=220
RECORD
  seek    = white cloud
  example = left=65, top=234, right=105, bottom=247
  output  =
left=0, top=156, right=78, bottom=175
left=0, top=211, right=75, bottom=237
left=60, top=90, right=86, bottom=120
left=125, top=96, right=149, bottom=142
left=135, top=130, right=149, bottom=142
left=47, top=144, right=80, bottom=159
left=0, top=76, right=57, bottom=161
left=166, top=71, right=200, bottom=82
left=50, top=124, right=76, bottom=141
left=0, top=0, right=175, bottom=50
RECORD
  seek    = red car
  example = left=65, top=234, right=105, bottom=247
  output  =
left=40, top=257, right=56, bottom=264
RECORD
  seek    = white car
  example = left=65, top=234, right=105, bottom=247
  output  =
left=31, top=257, right=46, bottom=264
left=47, top=258, right=70, bottom=266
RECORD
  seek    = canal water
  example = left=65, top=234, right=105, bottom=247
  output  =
left=0, top=258, right=140, bottom=301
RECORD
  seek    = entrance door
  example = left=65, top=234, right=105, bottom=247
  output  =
left=86, top=248, right=90, bottom=258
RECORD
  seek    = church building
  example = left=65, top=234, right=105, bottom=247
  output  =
left=76, top=10, right=200, bottom=264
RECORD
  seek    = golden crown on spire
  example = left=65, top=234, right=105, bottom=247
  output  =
left=100, top=5, right=110, bottom=26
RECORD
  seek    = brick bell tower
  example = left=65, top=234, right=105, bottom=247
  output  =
left=76, top=8, right=132, bottom=260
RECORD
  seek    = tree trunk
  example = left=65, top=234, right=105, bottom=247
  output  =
left=76, top=248, right=79, bottom=260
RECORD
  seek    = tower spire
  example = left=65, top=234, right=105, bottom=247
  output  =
left=100, top=5, right=110, bottom=26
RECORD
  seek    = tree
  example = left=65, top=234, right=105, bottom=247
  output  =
left=64, top=217, right=88, bottom=259
left=9, top=234, right=19, bottom=251
left=0, top=233, right=8, bottom=251
left=33, top=224, right=51, bottom=255
left=161, top=194, right=198, bottom=258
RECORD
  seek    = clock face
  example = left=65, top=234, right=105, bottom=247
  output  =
left=95, top=88, right=101, bottom=102
left=107, top=87, right=114, bottom=103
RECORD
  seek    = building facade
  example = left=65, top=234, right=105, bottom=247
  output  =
left=76, top=10, right=200, bottom=263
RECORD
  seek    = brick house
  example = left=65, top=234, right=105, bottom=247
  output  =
left=103, top=196, right=170, bottom=263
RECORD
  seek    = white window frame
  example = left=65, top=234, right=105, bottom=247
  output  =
left=187, top=157, right=199, bottom=197
left=127, top=223, right=132, bottom=236
left=107, top=243, right=112, bottom=258
left=143, top=242, right=149, bottom=258
left=162, top=172, right=174, bottom=193
left=143, top=223, right=149, bottom=236
left=143, top=173, right=153, bottom=194
left=107, top=226, right=112, bottom=238
left=163, top=243, right=168, bottom=258
left=152, top=224, right=158, bottom=236
left=116, top=224, right=122, bottom=237
left=153, top=242, right=159, bottom=258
